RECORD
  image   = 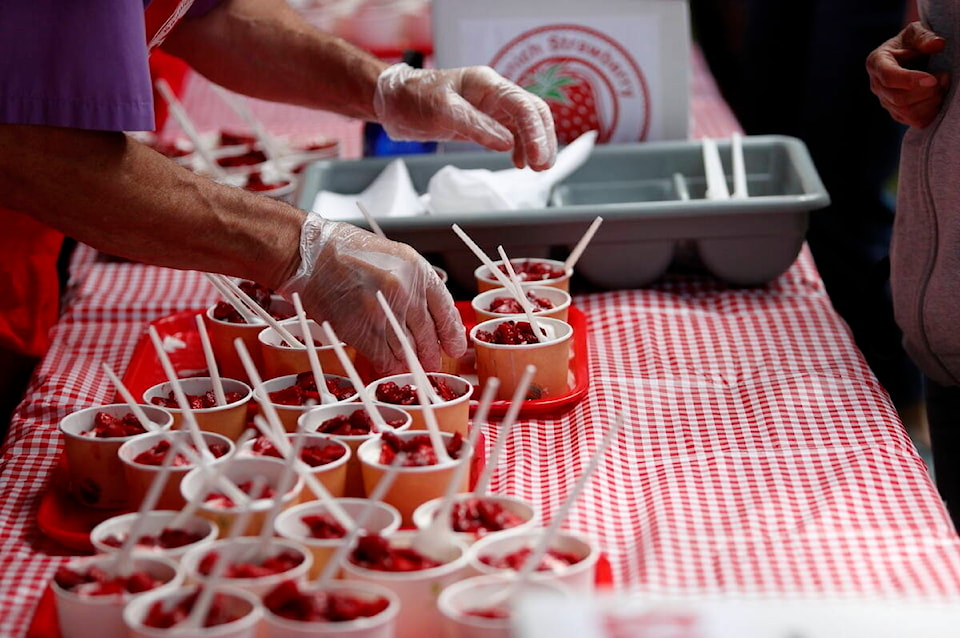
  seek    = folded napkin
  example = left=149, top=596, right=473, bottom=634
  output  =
left=312, top=131, right=597, bottom=220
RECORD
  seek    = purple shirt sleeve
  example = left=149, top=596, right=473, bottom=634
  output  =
left=0, top=0, right=225, bottom=132
left=0, top=0, right=154, bottom=131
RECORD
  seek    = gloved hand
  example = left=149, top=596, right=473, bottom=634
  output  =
left=374, top=63, right=557, bottom=171
left=279, top=214, right=467, bottom=375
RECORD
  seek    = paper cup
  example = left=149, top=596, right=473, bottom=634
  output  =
left=471, top=317, right=573, bottom=402
left=123, top=584, right=262, bottom=638
left=239, top=432, right=351, bottom=502
left=91, top=511, right=219, bottom=562
left=298, top=404, right=412, bottom=498
left=474, top=258, right=570, bottom=293
left=204, top=304, right=270, bottom=384
left=258, top=320, right=357, bottom=380
left=412, top=494, right=539, bottom=547
left=466, top=529, right=599, bottom=593
left=273, top=498, right=403, bottom=580
left=437, top=573, right=570, bottom=638
left=341, top=530, right=471, bottom=638
left=118, top=430, right=235, bottom=511
left=180, top=456, right=304, bottom=537
left=255, top=373, right=357, bottom=432
left=367, top=372, right=473, bottom=438
left=53, top=552, right=183, bottom=638
left=357, top=431, right=474, bottom=526
left=180, top=537, right=312, bottom=597
left=143, top=377, right=253, bottom=442
left=261, top=580, right=400, bottom=638
left=472, top=286, right=571, bottom=323
left=59, top=404, right=173, bottom=509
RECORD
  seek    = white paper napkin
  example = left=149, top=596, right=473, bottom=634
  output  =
left=311, top=130, right=597, bottom=219
left=312, top=157, right=425, bottom=220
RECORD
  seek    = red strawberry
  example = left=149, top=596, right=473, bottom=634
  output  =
left=523, top=63, right=601, bottom=145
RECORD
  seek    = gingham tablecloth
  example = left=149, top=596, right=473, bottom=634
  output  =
left=3, top=47, right=960, bottom=638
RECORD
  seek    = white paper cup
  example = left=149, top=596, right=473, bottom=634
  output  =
left=273, top=498, right=403, bottom=579
left=118, top=430, right=235, bottom=511
left=123, top=584, right=263, bottom=638
left=341, top=530, right=471, bottom=638
left=239, top=432, right=351, bottom=502
left=143, top=377, right=253, bottom=442
left=258, top=320, right=357, bottom=380
left=261, top=580, right=401, bottom=638
left=466, top=529, right=599, bottom=593
left=180, top=456, right=304, bottom=537
left=470, top=317, right=574, bottom=402
left=437, top=573, right=571, bottom=638
left=471, top=286, right=571, bottom=323
left=255, top=373, right=357, bottom=432
left=91, top=511, right=218, bottom=562
left=474, top=258, right=570, bottom=293
left=59, top=404, right=173, bottom=509
left=298, top=404, right=412, bottom=498
left=180, top=537, right=312, bottom=598
left=412, top=494, right=539, bottom=547
left=358, top=431, right=474, bottom=526
left=53, top=552, right=183, bottom=638
left=366, top=372, right=473, bottom=438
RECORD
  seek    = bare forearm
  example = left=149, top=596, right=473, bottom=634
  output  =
left=0, top=124, right=304, bottom=289
left=161, top=0, right=388, bottom=120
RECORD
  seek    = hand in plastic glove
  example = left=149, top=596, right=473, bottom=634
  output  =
left=280, top=214, right=467, bottom=375
left=866, top=21, right=949, bottom=128
left=374, top=63, right=557, bottom=171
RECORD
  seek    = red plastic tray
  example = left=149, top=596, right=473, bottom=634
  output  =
left=121, top=302, right=590, bottom=417
left=36, top=456, right=132, bottom=553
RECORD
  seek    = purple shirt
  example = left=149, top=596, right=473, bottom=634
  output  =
left=0, top=0, right=221, bottom=132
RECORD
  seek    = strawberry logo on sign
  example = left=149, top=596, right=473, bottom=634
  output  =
left=522, top=62, right=606, bottom=145
left=491, top=24, right=650, bottom=144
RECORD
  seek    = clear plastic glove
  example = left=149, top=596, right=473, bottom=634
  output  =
left=374, top=63, right=557, bottom=171
left=279, top=214, right=467, bottom=375
left=866, top=21, right=949, bottom=129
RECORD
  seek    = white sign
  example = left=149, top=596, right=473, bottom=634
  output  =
left=433, top=0, right=690, bottom=144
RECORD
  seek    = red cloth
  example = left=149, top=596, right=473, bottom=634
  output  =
left=0, top=209, right=63, bottom=357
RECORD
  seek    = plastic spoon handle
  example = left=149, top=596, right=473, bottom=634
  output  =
left=147, top=325, right=213, bottom=460
left=356, top=200, right=387, bottom=238
left=451, top=224, right=528, bottom=301
left=375, top=291, right=449, bottom=462
left=673, top=173, right=690, bottom=201
left=731, top=132, right=748, bottom=198
left=702, top=137, right=730, bottom=200
left=473, top=365, right=536, bottom=496
left=113, top=435, right=186, bottom=577
left=195, top=314, right=227, bottom=405
left=316, top=452, right=407, bottom=586
left=155, top=79, right=229, bottom=182
left=184, top=476, right=267, bottom=628
left=214, top=274, right=300, bottom=346
left=101, top=363, right=161, bottom=432
left=250, top=414, right=355, bottom=531
left=205, top=273, right=260, bottom=324
left=497, top=246, right=547, bottom=341
left=416, top=377, right=500, bottom=558
left=291, top=292, right=336, bottom=404
left=319, top=321, right=390, bottom=432
left=563, top=216, right=603, bottom=272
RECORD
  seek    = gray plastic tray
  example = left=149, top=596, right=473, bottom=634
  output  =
left=294, top=135, right=829, bottom=291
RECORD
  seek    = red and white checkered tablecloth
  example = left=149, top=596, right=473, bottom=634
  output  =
left=3, top=47, right=960, bottom=638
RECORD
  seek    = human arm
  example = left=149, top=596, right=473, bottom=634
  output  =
left=161, top=0, right=555, bottom=169
left=0, top=124, right=465, bottom=372
left=866, top=21, right=949, bottom=128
